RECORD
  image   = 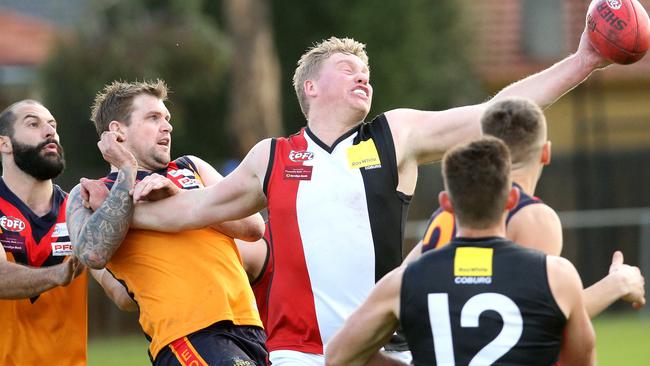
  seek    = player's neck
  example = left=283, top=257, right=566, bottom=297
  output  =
left=456, top=226, right=505, bottom=239
left=455, top=216, right=507, bottom=239
left=307, top=107, right=364, bottom=146
left=511, top=167, right=539, bottom=196
left=2, top=166, right=54, bottom=216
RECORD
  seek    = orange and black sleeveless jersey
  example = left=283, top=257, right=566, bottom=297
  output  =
left=0, top=179, right=87, bottom=366
left=421, top=182, right=542, bottom=252
left=101, top=156, right=262, bottom=360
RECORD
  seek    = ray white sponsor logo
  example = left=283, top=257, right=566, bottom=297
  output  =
left=606, top=0, right=622, bottom=9
left=0, top=216, right=25, bottom=232
left=51, top=242, right=73, bottom=256
left=289, top=150, right=314, bottom=162
left=52, top=223, right=69, bottom=238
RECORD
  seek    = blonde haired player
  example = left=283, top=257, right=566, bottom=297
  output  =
left=120, top=28, right=612, bottom=365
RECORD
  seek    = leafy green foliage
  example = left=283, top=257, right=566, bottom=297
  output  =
left=39, top=0, right=230, bottom=188
left=269, top=0, right=481, bottom=133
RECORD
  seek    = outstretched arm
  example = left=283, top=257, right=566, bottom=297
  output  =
left=0, top=246, right=84, bottom=299
left=132, top=139, right=271, bottom=232
left=186, top=156, right=264, bottom=241
left=326, top=267, right=406, bottom=366
left=507, top=204, right=644, bottom=317
left=387, top=29, right=609, bottom=166
left=583, top=251, right=645, bottom=317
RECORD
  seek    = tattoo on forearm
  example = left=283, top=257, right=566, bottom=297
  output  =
left=67, top=168, right=135, bottom=268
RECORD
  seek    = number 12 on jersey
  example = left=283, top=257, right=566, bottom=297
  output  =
left=428, top=293, right=523, bottom=366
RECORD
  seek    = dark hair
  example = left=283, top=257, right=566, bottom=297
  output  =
left=442, top=137, right=511, bottom=229
left=91, top=79, right=168, bottom=136
left=481, top=97, right=546, bottom=165
left=0, top=99, right=43, bottom=137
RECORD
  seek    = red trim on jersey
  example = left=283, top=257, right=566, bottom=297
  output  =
left=266, top=129, right=324, bottom=354
left=0, top=195, right=68, bottom=268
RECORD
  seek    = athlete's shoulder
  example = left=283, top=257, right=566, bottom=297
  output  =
left=507, top=202, right=562, bottom=255
left=421, top=207, right=456, bottom=253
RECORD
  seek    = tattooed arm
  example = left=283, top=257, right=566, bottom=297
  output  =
left=67, top=131, right=138, bottom=269
left=67, top=166, right=136, bottom=269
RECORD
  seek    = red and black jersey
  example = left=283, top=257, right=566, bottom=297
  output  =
left=0, top=178, right=88, bottom=365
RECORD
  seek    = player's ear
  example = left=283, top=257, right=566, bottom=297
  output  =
left=107, top=121, right=126, bottom=141
left=541, top=141, right=552, bottom=165
left=0, top=135, right=11, bottom=154
left=304, top=79, right=317, bottom=97
left=439, top=191, right=454, bottom=214
left=505, top=186, right=520, bottom=211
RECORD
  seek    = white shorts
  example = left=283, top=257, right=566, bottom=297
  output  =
left=269, top=350, right=324, bottom=366
left=381, top=349, right=413, bottom=364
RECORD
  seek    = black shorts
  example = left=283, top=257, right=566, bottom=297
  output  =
left=154, top=321, right=268, bottom=366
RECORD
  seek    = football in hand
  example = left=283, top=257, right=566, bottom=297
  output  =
left=586, top=0, right=650, bottom=64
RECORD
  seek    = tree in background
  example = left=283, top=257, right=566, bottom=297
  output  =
left=40, top=0, right=232, bottom=189
left=223, top=0, right=283, bottom=157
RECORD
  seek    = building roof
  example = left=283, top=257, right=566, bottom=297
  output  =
left=462, top=0, right=650, bottom=86
left=0, top=10, right=59, bottom=65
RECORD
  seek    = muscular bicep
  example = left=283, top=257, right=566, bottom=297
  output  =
left=507, top=204, right=562, bottom=256
left=385, top=105, right=484, bottom=166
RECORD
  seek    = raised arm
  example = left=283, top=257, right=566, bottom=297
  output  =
left=386, top=29, right=608, bottom=166
left=325, top=267, right=406, bottom=366
left=132, top=139, right=271, bottom=232
left=67, top=132, right=137, bottom=269
left=547, top=256, right=596, bottom=366
left=0, top=246, right=83, bottom=299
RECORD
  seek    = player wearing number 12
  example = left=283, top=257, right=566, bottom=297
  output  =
left=325, top=138, right=595, bottom=366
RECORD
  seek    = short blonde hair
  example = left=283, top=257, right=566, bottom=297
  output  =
left=293, top=37, right=369, bottom=118
left=91, top=79, right=168, bottom=136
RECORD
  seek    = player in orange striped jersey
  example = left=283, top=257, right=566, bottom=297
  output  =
left=67, top=80, right=268, bottom=366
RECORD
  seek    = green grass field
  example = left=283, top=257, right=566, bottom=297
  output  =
left=88, top=314, right=650, bottom=365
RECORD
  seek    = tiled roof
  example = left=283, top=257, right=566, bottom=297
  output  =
left=0, top=10, right=59, bottom=65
